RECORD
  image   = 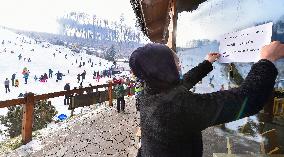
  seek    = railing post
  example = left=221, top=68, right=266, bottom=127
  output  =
left=108, top=81, right=113, bottom=107
left=22, top=93, right=35, bottom=144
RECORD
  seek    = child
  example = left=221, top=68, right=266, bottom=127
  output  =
left=15, top=79, right=19, bottom=87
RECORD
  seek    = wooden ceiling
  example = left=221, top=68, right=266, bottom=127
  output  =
left=131, top=0, right=207, bottom=43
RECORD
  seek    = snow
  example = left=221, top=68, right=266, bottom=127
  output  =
left=178, top=44, right=230, bottom=93
left=0, top=27, right=115, bottom=142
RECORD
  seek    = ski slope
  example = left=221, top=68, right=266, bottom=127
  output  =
left=0, top=27, right=116, bottom=141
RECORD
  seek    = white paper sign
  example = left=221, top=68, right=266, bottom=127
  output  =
left=218, top=22, right=273, bottom=63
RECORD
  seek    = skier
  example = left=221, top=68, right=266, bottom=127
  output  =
left=11, top=73, right=16, bottom=86
left=48, top=69, right=53, bottom=78
left=43, top=73, right=48, bottom=81
left=96, top=74, right=101, bottom=82
left=22, top=68, right=30, bottom=84
left=65, top=54, right=67, bottom=59
left=18, top=54, right=22, bottom=60
left=77, top=74, right=81, bottom=83
left=81, top=70, right=86, bottom=82
left=39, top=75, right=45, bottom=82
left=4, top=78, right=10, bottom=93
left=55, top=71, right=64, bottom=81
left=34, top=75, right=38, bottom=81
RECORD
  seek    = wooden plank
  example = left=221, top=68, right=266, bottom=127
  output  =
left=34, top=84, right=109, bottom=101
left=108, top=82, right=113, bottom=107
left=71, top=91, right=109, bottom=109
left=22, top=93, right=35, bottom=144
left=1, top=84, right=109, bottom=108
left=166, top=0, right=177, bottom=52
left=0, top=98, right=25, bottom=108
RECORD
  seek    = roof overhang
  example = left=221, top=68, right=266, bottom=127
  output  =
left=131, top=0, right=207, bottom=43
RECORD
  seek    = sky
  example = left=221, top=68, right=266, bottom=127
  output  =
left=0, top=0, right=137, bottom=33
left=1, top=0, right=284, bottom=46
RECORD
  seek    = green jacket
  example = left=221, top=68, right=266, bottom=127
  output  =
left=114, top=84, right=125, bottom=98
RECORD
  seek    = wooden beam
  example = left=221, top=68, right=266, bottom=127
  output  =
left=0, top=98, right=25, bottom=108
left=22, top=93, right=35, bottom=144
left=166, top=0, right=177, bottom=52
left=108, top=81, right=113, bottom=107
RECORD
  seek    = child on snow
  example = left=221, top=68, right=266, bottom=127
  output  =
left=15, top=79, right=19, bottom=87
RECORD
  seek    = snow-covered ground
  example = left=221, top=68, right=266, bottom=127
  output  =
left=0, top=28, right=116, bottom=141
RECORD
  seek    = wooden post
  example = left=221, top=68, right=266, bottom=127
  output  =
left=108, top=81, right=113, bottom=107
left=166, top=0, right=177, bottom=52
left=22, top=93, right=35, bottom=144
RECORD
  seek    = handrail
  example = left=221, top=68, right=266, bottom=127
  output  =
left=0, top=82, right=114, bottom=144
left=0, top=84, right=110, bottom=108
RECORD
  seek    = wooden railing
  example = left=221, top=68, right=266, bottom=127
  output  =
left=0, top=82, right=114, bottom=144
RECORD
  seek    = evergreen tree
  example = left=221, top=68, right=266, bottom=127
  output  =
left=0, top=100, right=57, bottom=138
left=104, top=45, right=116, bottom=62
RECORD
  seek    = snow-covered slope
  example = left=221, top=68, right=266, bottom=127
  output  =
left=0, top=28, right=116, bottom=141
left=178, top=44, right=231, bottom=93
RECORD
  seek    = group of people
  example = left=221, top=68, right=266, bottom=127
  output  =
left=77, top=70, right=86, bottom=83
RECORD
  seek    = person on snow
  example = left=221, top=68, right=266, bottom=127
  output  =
left=96, top=74, right=101, bottom=82
left=43, top=73, right=48, bottom=81
left=18, top=54, right=22, bottom=60
left=11, top=73, right=16, bottom=86
left=39, top=75, right=45, bottom=82
left=22, top=68, right=30, bottom=84
left=81, top=70, right=86, bottom=82
left=114, top=80, right=125, bottom=113
left=130, top=42, right=284, bottom=157
left=64, top=83, right=71, bottom=105
left=15, top=79, right=19, bottom=87
left=34, top=75, right=38, bottom=81
left=93, top=71, right=96, bottom=79
left=49, top=69, right=53, bottom=78
left=55, top=71, right=64, bottom=81
left=4, top=78, right=10, bottom=93
left=77, top=74, right=81, bottom=83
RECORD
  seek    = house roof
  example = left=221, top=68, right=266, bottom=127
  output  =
left=130, top=0, right=207, bottom=43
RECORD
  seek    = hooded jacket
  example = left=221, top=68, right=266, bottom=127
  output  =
left=138, top=59, right=277, bottom=157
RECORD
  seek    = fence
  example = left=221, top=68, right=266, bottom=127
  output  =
left=0, top=82, right=115, bottom=144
